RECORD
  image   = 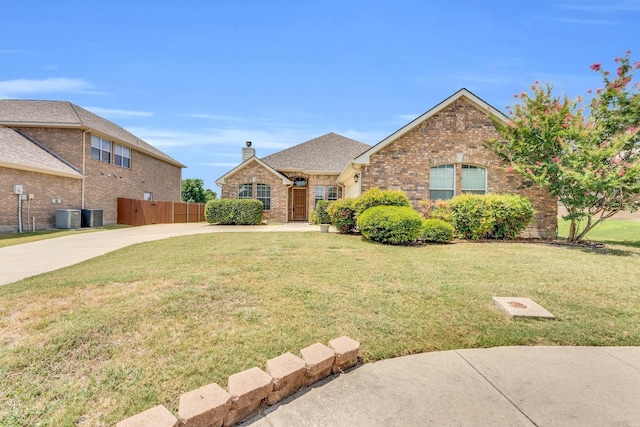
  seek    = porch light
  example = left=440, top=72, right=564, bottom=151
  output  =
left=354, top=173, right=360, bottom=183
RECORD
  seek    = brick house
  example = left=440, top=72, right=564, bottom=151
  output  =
left=0, top=100, right=185, bottom=232
left=216, top=133, right=371, bottom=222
left=217, top=88, right=557, bottom=237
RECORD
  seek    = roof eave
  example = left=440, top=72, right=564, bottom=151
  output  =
left=216, top=157, right=293, bottom=186
left=0, top=161, right=85, bottom=179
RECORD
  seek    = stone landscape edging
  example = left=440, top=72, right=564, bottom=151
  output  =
left=116, top=336, right=360, bottom=427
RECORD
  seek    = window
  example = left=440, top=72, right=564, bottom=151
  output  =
left=429, top=165, right=455, bottom=200
left=238, top=183, right=253, bottom=199
left=293, top=177, right=307, bottom=187
left=143, top=192, right=153, bottom=201
left=114, top=143, right=131, bottom=168
left=91, top=135, right=111, bottom=163
left=462, top=165, right=487, bottom=194
left=314, top=186, right=325, bottom=207
left=257, top=184, right=271, bottom=210
left=327, top=186, right=338, bottom=201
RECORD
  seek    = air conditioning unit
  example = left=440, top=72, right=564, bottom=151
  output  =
left=56, top=209, right=81, bottom=229
left=81, top=209, right=103, bottom=228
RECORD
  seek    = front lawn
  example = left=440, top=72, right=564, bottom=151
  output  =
left=558, top=218, right=640, bottom=247
left=1, top=232, right=639, bottom=426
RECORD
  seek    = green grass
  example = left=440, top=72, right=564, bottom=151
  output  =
left=0, top=225, right=129, bottom=248
left=558, top=218, right=640, bottom=247
left=1, top=232, right=640, bottom=426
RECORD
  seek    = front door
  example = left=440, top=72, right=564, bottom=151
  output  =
left=292, top=188, right=307, bottom=220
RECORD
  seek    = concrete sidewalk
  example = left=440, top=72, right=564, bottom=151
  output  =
left=245, top=346, right=640, bottom=427
left=0, top=222, right=318, bottom=286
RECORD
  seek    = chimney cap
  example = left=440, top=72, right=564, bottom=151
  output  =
left=246, top=141, right=252, bottom=147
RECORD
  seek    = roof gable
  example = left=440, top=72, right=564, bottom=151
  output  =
left=0, top=99, right=185, bottom=168
left=261, top=132, right=370, bottom=173
left=215, top=156, right=292, bottom=186
left=0, top=126, right=83, bottom=178
left=353, top=88, right=507, bottom=164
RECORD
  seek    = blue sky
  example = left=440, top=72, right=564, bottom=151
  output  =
left=1, top=0, right=639, bottom=194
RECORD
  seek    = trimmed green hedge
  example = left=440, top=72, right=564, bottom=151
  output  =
left=353, top=187, right=411, bottom=215
left=421, top=219, right=455, bottom=243
left=357, top=205, right=424, bottom=245
left=447, top=194, right=534, bottom=240
left=205, top=199, right=263, bottom=225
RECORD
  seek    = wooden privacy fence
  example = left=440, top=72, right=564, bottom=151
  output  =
left=117, top=198, right=207, bottom=226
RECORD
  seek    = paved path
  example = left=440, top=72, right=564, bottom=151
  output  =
left=3, top=223, right=639, bottom=426
left=246, top=346, right=640, bottom=427
left=0, top=222, right=318, bottom=286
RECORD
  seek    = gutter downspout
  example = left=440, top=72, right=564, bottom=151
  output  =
left=82, top=130, right=89, bottom=208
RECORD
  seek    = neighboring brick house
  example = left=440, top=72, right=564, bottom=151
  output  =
left=0, top=100, right=185, bottom=232
left=216, top=88, right=557, bottom=237
left=216, top=133, right=371, bottom=223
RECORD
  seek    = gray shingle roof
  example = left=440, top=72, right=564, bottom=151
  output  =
left=0, top=99, right=184, bottom=168
left=261, top=132, right=370, bottom=173
left=0, top=126, right=83, bottom=178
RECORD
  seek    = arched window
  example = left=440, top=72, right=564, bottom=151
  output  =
left=238, top=183, right=253, bottom=199
left=257, top=184, right=271, bottom=210
left=293, top=177, right=307, bottom=187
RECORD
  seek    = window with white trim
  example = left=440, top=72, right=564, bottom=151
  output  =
left=114, top=143, right=131, bottom=168
left=462, top=165, right=487, bottom=194
left=314, top=186, right=325, bottom=207
left=327, top=186, right=338, bottom=201
left=91, top=135, right=112, bottom=163
left=257, top=183, right=271, bottom=210
left=238, top=183, right=253, bottom=199
left=429, top=165, right=455, bottom=200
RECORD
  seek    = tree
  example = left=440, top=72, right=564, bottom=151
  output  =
left=181, top=178, right=216, bottom=203
left=487, top=52, right=640, bottom=243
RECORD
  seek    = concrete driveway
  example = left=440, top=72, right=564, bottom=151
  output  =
left=0, top=222, right=318, bottom=286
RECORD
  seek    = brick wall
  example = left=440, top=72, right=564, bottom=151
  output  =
left=0, top=168, right=82, bottom=232
left=7, top=127, right=182, bottom=226
left=220, top=161, right=288, bottom=222
left=361, top=98, right=557, bottom=238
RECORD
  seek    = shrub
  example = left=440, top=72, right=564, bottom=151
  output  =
left=205, top=199, right=263, bottom=225
left=357, top=205, right=424, bottom=245
left=421, top=219, right=455, bottom=243
left=448, top=194, right=534, bottom=240
left=419, top=199, right=453, bottom=223
left=314, top=200, right=332, bottom=224
left=353, top=187, right=411, bottom=215
left=326, top=198, right=357, bottom=234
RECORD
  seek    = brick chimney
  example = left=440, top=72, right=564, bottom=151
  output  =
left=242, top=141, right=255, bottom=161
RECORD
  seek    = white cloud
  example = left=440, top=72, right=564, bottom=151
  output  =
left=84, top=106, right=154, bottom=119
left=196, top=161, right=241, bottom=167
left=557, top=0, right=640, bottom=13
left=0, top=77, right=91, bottom=97
left=127, top=125, right=383, bottom=154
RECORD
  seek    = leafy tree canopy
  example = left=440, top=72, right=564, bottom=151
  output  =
left=487, top=52, right=640, bottom=242
left=181, top=178, right=217, bottom=203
